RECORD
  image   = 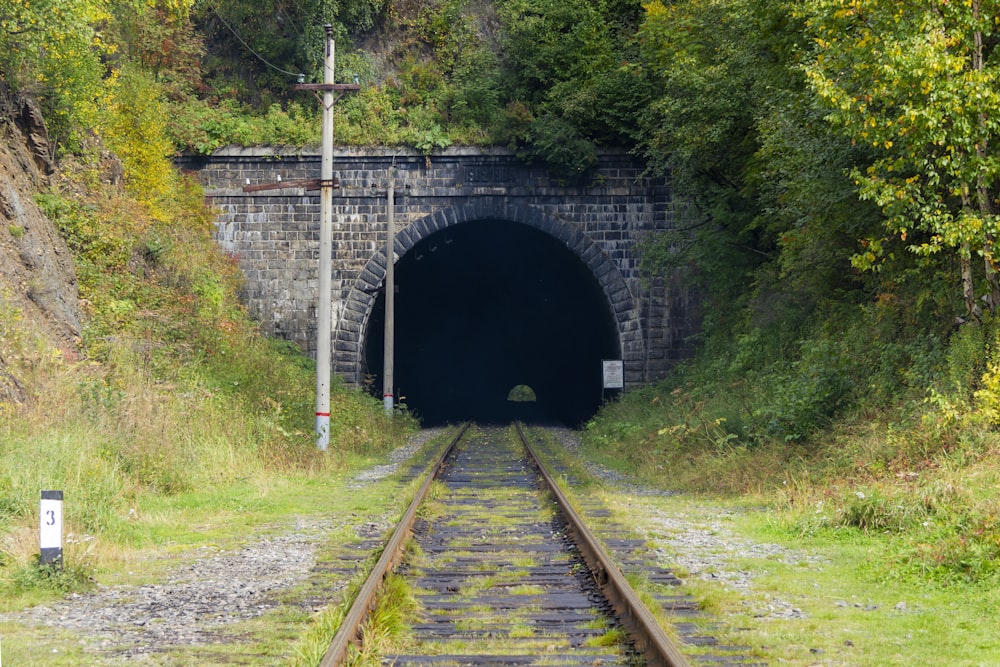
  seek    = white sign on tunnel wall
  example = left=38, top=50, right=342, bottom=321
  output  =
left=602, top=360, right=624, bottom=390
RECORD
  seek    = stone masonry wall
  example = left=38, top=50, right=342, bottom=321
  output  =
left=180, top=146, right=701, bottom=388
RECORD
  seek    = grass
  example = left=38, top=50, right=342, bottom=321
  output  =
left=1, top=146, right=416, bottom=584
left=585, top=626, right=627, bottom=648
left=0, top=446, right=433, bottom=665
left=727, top=501, right=1000, bottom=665
left=347, top=573, right=421, bottom=667
left=517, top=411, right=1000, bottom=666
left=0, top=149, right=424, bottom=664
left=569, top=438, right=1000, bottom=665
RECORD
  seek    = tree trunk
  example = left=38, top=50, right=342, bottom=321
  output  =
left=961, top=243, right=980, bottom=322
left=971, top=4, right=1000, bottom=311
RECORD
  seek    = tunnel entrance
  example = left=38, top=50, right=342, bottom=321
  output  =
left=363, top=219, right=620, bottom=426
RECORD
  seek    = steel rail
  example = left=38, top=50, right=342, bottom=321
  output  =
left=515, top=422, right=693, bottom=667
left=318, top=422, right=471, bottom=667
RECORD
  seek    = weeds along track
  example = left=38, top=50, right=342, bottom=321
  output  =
left=321, top=424, right=762, bottom=667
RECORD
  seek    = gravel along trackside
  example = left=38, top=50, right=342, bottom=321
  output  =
left=2, top=429, right=448, bottom=664
left=12, top=518, right=340, bottom=660
left=544, top=427, right=816, bottom=621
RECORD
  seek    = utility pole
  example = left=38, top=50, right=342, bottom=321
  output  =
left=313, top=26, right=337, bottom=450
left=281, top=26, right=358, bottom=450
left=242, top=28, right=360, bottom=448
left=383, top=169, right=396, bottom=416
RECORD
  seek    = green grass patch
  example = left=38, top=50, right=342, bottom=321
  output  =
left=1, top=152, right=416, bottom=622
left=0, top=452, right=422, bottom=662
left=348, top=573, right=421, bottom=666
left=599, top=487, right=1000, bottom=666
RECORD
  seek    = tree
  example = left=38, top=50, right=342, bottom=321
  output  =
left=635, top=0, right=803, bottom=307
left=110, top=1, right=204, bottom=101
left=194, top=0, right=387, bottom=102
left=802, top=0, right=1000, bottom=320
left=0, top=0, right=111, bottom=149
left=496, top=0, right=651, bottom=179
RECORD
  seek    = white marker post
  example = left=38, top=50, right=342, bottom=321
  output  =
left=39, top=490, right=63, bottom=568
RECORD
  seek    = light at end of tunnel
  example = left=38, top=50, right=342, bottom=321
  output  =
left=507, top=385, right=537, bottom=402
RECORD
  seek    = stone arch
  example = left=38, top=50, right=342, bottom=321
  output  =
left=332, top=199, right=643, bottom=386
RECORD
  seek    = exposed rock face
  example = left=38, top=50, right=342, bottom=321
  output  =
left=0, top=82, right=82, bottom=402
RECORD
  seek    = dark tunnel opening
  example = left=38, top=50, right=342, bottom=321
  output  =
left=363, top=219, right=621, bottom=427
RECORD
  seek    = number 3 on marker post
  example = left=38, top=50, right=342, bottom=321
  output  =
left=39, top=490, right=63, bottom=567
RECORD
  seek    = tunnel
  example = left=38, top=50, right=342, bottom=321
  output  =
left=363, top=219, right=621, bottom=427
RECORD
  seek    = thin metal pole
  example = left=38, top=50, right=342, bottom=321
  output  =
left=316, top=25, right=335, bottom=450
left=383, top=169, right=395, bottom=416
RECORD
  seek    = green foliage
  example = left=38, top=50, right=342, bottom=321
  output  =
left=194, top=0, right=386, bottom=105
left=412, top=123, right=452, bottom=156
left=167, top=99, right=320, bottom=154
left=448, top=48, right=503, bottom=128
left=498, top=111, right=598, bottom=181
left=926, top=315, right=1000, bottom=430
left=99, top=64, right=179, bottom=206
left=35, top=190, right=139, bottom=280
left=109, top=1, right=205, bottom=100
left=506, top=384, right=536, bottom=402
left=944, top=318, right=996, bottom=394
left=750, top=96, right=881, bottom=303
left=635, top=0, right=804, bottom=319
left=801, top=0, right=1000, bottom=318
left=6, top=560, right=95, bottom=596
left=830, top=481, right=1000, bottom=587
left=387, top=0, right=509, bottom=149
left=356, top=573, right=420, bottom=660
left=838, top=487, right=918, bottom=533
left=638, top=0, right=767, bottom=186
left=495, top=0, right=649, bottom=178
left=0, top=0, right=110, bottom=148
left=755, top=339, right=856, bottom=442
left=896, top=515, right=1000, bottom=586
left=411, top=0, right=478, bottom=71
left=337, top=86, right=407, bottom=145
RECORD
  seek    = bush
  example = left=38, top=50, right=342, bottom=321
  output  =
left=6, top=559, right=96, bottom=596
left=99, top=64, right=178, bottom=208
left=838, top=488, right=921, bottom=533
left=167, top=99, right=321, bottom=154
left=754, top=338, right=855, bottom=442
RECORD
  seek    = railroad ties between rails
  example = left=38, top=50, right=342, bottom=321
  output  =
left=320, top=424, right=765, bottom=667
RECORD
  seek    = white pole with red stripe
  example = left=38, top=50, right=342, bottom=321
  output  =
left=315, top=25, right=336, bottom=450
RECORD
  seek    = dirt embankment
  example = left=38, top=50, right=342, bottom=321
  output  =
left=0, top=82, right=82, bottom=403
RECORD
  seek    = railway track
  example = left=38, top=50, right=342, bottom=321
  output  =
left=319, top=424, right=762, bottom=667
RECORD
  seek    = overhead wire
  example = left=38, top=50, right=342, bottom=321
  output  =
left=203, top=1, right=303, bottom=78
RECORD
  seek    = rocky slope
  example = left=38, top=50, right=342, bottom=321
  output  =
left=0, top=83, right=82, bottom=403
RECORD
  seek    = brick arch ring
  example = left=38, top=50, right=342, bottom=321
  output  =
left=331, top=199, right=644, bottom=386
